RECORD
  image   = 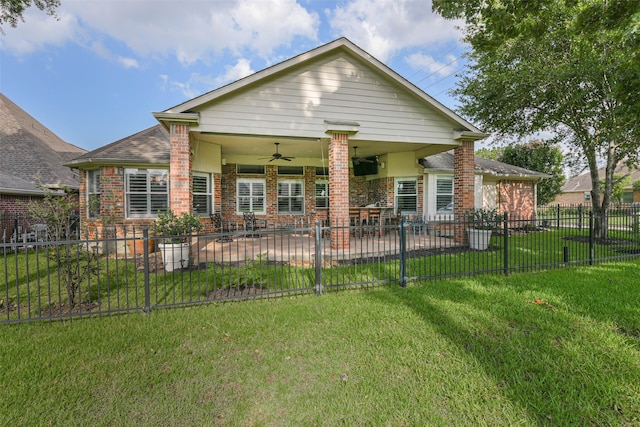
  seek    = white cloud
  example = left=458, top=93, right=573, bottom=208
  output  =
left=326, top=0, right=462, bottom=61
left=0, top=8, right=83, bottom=55
left=160, top=58, right=254, bottom=98
left=118, top=57, right=140, bottom=69
left=2, top=0, right=319, bottom=65
left=216, top=58, right=254, bottom=85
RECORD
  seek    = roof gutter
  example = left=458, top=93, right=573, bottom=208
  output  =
left=64, top=158, right=170, bottom=168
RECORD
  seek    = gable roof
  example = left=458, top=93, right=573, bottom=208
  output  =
left=561, top=164, right=640, bottom=193
left=421, top=151, right=549, bottom=180
left=0, top=93, right=87, bottom=195
left=66, top=125, right=169, bottom=168
left=155, top=38, right=484, bottom=140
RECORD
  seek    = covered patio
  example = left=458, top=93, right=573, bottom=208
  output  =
left=192, top=220, right=461, bottom=265
left=154, top=39, right=485, bottom=250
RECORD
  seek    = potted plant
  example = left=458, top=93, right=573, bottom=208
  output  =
left=468, top=208, right=500, bottom=250
left=152, top=210, right=202, bottom=271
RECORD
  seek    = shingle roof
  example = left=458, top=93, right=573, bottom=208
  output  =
left=0, top=93, right=87, bottom=194
left=561, top=164, right=640, bottom=192
left=66, top=125, right=169, bottom=167
left=421, top=151, right=549, bottom=180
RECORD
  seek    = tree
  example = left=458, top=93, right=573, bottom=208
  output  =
left=474, top=147, right=503, bottom=161
left=21, top=187, right=97, bottom=309
left=600, top=174, right=630, bottom=205
left=433, top=0, right=640, bottom=239
left=0, top=0, right=60, bottom=32
left=499, top=141, right=565, bottom=206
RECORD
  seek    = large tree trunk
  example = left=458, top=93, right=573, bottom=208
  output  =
left=589, top=142, right=618, bottom=240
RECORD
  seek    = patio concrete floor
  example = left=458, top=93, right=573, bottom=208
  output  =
left=192, top=229, right=461, bottom=264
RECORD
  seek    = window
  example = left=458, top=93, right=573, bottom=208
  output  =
left=315, top=166, right=329, bottom=177
left=125, top=168, right=168, bottom=218
left=87, top=170, right=100, bottom=218
left=278, top=165, right=304, bottom=175
left=237, top=179, right=265, bottom=213
left=278, top=180, right=304, bottom=214
left=584, top=192, right=591, bottom=202
left=315, top=180, right=329, bottom=208
left=237, top=164, right=265, bottom=175
left=396, top=178, right=418, bottom=213
left=192, top=172, right=212, bottom=216
left=436, top=176, right=454, bottom=215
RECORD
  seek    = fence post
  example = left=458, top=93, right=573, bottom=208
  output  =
left=503, top=212, right=509, bottom=276
left=143, top=227, right=151, bottom=313
left=314, top=220, right=323, bottom=296
left=589, top=211, right=594, bottom=266
left=13, top=213, right=18, bottom=245
left=399, top=214, right=407, bottom=287
left=557, top=204, right=561, bottom=229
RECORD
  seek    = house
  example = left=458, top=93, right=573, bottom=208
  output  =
left=0, top=93, right=87, bottom=240
left=553, top=165, right=640, bottom=205
left=67, top=38, right=499, bottom=249
left=421, top=151, right=548, bottom=219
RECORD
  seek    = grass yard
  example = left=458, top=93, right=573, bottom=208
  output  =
left=1, top=260, right=639, bottom=426
left=3, top=228, right=639, bottom=321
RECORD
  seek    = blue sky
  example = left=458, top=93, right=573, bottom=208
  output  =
left=1, top=0, right=469, bottom=152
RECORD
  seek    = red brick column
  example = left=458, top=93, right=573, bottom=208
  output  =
left=454, top=140, right=475, bottom=243
left=328, top=132, right=350, bottom=249
left=169, top=123, right=192, bottom=215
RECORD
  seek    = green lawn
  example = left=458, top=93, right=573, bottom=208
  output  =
left=1, top=261, right=638, bottom=426
left=2, top=228, right=639, bottom=322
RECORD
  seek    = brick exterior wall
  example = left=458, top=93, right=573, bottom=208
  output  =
left=498, top=181, right=536, bottom=220
left=553, top=192, right=589, bottom=205
left=169, top=123, right=192, bottom=215
left=328, top=132, right=350, bottom=249
left=454, top=140, right=475, bottom=243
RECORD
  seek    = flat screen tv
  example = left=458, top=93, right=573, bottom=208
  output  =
left=352, top=157, right=378, bottom=176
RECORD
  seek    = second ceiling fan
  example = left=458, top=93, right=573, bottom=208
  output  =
left=262, top=142, right=295, bottom=162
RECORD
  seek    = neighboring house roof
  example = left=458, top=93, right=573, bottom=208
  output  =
left=0, top=93, right=87, bottom=194
left=421, top=151, right=549, bottom=180
left=561, top=164, right=640, bottom=193
left=66, top=125, right=169, bottom=168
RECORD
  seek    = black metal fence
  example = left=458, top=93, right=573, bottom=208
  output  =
left=2, top=206, right=639, bottom=324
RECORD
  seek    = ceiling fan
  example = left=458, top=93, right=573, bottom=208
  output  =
left=261, top=142, right=294, bottom=162
left=351, top=146, right=376, bottom=165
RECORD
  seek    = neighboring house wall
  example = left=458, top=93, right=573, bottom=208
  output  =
left=554, top=191, right=590, bottom=205
left=0, top=194, right=43, bottom=216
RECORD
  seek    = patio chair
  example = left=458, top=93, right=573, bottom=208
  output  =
left=243, top=212, right=267, bottom=235
left=349, top=207, right=363, bottom=238
left=365, top=207, right=383, bottom=236
left=210, top=213, right=235, bottom=242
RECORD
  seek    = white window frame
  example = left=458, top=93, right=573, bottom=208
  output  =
left=237, top=178, right=266, bottom=214
left=395, top=177, right=418, bottom=214
left=315, top=179, right=329, bottom=208
left=87, top=170, right=101, bottom=219
left=278, top=179, right=305, bottom=214
left=192, top=172, right=212, bottom=216
left=435, top=175, right=454, bottom=216
left=124, top=168, right=169, bottom=218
